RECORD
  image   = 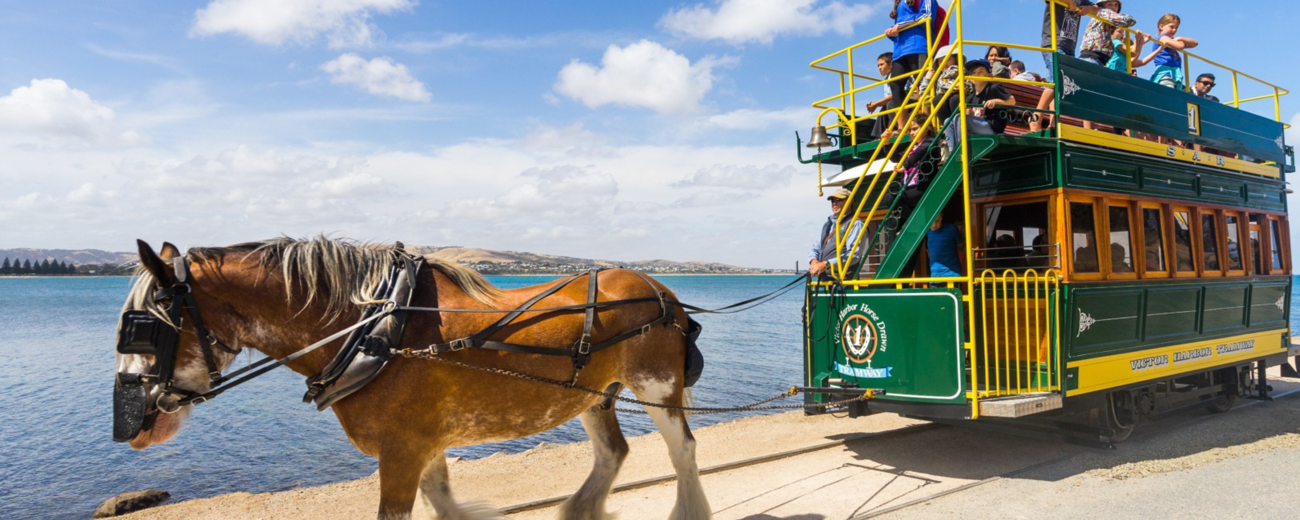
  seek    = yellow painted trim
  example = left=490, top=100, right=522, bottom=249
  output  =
left=1066, top=330, right=1286, bottom=396
left=1058, top=125, right=1281, bottom=179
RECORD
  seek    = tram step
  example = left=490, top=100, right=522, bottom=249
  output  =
left=978, top=393, right=1063, bottom=418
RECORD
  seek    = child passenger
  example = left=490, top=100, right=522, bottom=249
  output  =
left=1135, top=13, right=1199, bottom=90
left=1106, top=26, right=1148, bottom=74
left=942, top=60, right=1016, bottom=150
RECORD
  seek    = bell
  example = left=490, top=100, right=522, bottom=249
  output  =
left=806, top=125, right=833, bottom=149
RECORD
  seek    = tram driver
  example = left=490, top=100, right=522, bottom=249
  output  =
left=809, top=188, right=865, bottom=280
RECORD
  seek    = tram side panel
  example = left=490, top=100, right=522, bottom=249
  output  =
left=804, top=288, right=967, bottom=410
left=1060, top=278, right=1291, bottom=399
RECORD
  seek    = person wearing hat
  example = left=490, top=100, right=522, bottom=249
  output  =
left=808, top=188, right=865, bottom=279
left=939, top=59, right=1015, bottom=151
left=1079, top=0, right=1137, bottom=68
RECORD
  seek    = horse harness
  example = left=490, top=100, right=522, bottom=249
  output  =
left=114, top=247, right=685, bottom=442
left=305, top=252, right=682, bottom=409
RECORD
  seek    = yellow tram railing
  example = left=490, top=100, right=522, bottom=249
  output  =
left=971, top=270, right=1062, bottom=407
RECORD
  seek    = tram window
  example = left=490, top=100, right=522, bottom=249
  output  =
left=1224, top=214, right=1243, bottom=272
left=1271, top=219, right=1286, bottom=271
left=1202, top=213, right=1221, bottom=272
left=1108, top=206, right=1134, bottom=273
left=980, top=202, right=1050, bottom=270
left=1173, top=210, right=1195, bottom=272
left=1142, top=208, right=1166, bottom=273
left=1070, top=202, right=1100, bottom=273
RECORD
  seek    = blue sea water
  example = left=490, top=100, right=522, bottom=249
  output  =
left=0, top=275, right=807, bottom=520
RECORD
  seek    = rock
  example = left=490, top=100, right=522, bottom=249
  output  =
left=93, top=489, right=170, bottom=518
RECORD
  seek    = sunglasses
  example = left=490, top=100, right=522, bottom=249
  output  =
left=1199, top=80, right=1216, bottom=87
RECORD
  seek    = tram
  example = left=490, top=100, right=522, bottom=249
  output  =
left=797, top=0, right=1298, bottom=443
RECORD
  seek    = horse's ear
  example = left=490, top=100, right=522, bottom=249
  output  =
left=137, top=239, right=175, bottom=286
left=159, top=242, right=181, bottom=260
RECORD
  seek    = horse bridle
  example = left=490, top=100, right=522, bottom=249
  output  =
left=113, top=256, right=237, bottom=442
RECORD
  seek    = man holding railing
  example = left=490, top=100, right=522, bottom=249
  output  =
left=808, top=188, right=865, bottom=280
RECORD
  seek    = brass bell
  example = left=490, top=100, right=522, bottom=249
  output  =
left=806, top=125, right=833, bottom=149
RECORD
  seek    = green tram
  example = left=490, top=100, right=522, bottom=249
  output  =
left=797, top=0, right=1298, bottom=443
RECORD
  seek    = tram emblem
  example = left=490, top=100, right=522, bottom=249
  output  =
left=835, top=304, right=888, bottom=364
left=841, top=315, right=877, bottom=362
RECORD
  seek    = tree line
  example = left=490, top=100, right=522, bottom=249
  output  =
left=0, top=258, right=135, bottom=276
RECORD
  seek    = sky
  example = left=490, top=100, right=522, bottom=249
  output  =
left=0, top=0, right=1296, bottom=268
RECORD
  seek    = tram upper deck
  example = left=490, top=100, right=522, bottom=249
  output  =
left=797, top=0, right=1297, bottom=425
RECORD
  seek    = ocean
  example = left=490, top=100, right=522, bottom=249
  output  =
left=0, top=275, right=807, bottom=520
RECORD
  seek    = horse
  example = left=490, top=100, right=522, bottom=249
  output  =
left=115, top=237, right=711, bottom=520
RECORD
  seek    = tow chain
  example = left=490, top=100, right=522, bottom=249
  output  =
left=391, top=348, right=877, bottom=415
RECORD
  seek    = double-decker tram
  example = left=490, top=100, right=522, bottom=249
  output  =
left=797, top=0, right=1298, bottom=444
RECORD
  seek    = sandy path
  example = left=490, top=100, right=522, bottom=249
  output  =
left=117, top=368, right=1300, bottom=520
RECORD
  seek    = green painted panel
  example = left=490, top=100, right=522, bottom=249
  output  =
left=1199, top=176, right=1246, bottom=206
left=1248, top=283, right=1289, bottom=327
left=1140, top=163, right=1199, bottom=199
left=1056, top=55, right=1286, bottom=164
left=1071, top=288, right=1144, bottom=357
left=1244, top=182, right=1287, bottom=212
left=1066, top=151, right=1139, bottom=191
left=806, top=289, right=966, bottom=404
left=1201, top=284, right=1249, bottom=333
left=972, top=152, right=1053, bottom=197
left=1143, top=287, right=1201, bottom=341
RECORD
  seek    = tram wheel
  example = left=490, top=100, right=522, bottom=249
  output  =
left=1090, top=392, right=1136, bottom=443
left=1203, top=393, right=1236, bottom=413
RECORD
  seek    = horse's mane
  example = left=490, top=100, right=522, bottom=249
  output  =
left=177, top=236, right=501, bottom=320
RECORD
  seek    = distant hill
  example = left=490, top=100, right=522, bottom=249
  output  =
left=1, top=246, right=787, bottom=275
left=0, top=248, right=137, bottom=266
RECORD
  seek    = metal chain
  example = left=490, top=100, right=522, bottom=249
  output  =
left=391, top=347, right=874, bottom=414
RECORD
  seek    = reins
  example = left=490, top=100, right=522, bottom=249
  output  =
left=159, top=252, right=820, bottom=414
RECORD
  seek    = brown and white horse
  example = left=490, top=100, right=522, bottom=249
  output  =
left=117, top=237, right=711, bottom=520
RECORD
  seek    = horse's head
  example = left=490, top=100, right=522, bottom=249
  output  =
left=114, top=240, right=241, bottom=450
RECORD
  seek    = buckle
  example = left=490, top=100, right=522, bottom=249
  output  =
left=449, top=338, right=473, bottom=352
left=641, top=324, right=653, bottom=335
left=577, top=334, right=592, bottom=355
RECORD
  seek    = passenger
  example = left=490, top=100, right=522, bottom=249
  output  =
left=1106, top=26, right=1148, bottom=74
left=1031, top=231, right=1053, bottom=268
left=1074, top=241, right=1100, bottom=273
left=1078, top=0, right=1136, bottom=67
left=1029, top=0, right=1099, bottom=133
left=990, top=234, right=1027, bottom=270
left=866, top=52, right=896, bottom=140
left=928, top=213, right=963, bottom=280
left=986, top=46, right=1013, bottom=78
left=1192, top=73, right=1220, bottom=102
left=884, top=0, right=941, bottom=135
left=808, top=188, right=865, bottom=280
left=915, top=44, right=957, bottom=102
left=941, top=60, right=1016, bottom=151
left=1134, top=13, right=1199, bottom=90
left=1110, top=243, right=1134, bottom=273
left=1010, top=60, right=1045, bottom=82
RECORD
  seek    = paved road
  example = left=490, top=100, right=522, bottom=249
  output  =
left=511, top=369, right=1300, bottom=520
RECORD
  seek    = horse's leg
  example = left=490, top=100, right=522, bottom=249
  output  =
left=558, top=401, right=630, bottom=520
left=631, top=380, right=712, bottom=520
left=417, top=452, right=504, bottom=520
left=377, top=445, right=431, bottom=520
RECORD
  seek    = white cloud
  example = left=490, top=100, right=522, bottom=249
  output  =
left=555, top=40, right=725, bottom=115
left=699, top=107, right=810, bottom=130
left=672, top=164, right=797, bottom=189
left=321, top=53, right=431, bottom=102
left=660, top=0, right=877, bottom=45
left=0, top=79, right=145, bottom=145
left=191, top=0, right=415, bottom=48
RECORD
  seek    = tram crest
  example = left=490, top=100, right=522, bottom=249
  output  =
left=835, top=304, right=888, bottom=364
